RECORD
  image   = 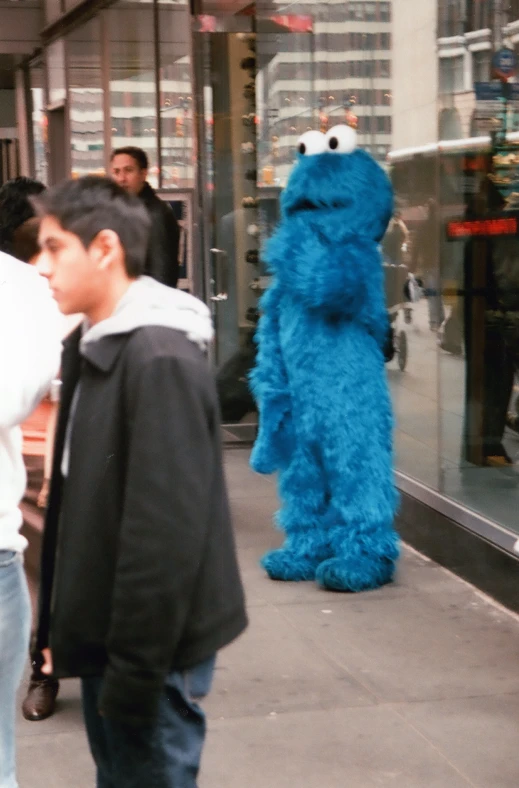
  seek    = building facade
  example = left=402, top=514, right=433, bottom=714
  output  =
left=5, top=0, right=519, bottom=603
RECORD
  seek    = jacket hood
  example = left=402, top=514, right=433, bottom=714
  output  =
left=80, top=276, right=214, bottom=352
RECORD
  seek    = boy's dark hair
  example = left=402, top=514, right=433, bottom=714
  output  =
left=110, top=146, right=149, bottom=171
left=33, top=176, right=151, bottom=277
left=0, top=176, right=45, bottom=255
left=12, top=217, right=41, bottom=264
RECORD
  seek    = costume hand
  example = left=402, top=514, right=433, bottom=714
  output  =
left=250, top=437, right=278, bottom=475
left=40, top=648, right=54, bottom=677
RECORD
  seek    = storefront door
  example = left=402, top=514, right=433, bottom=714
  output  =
left=192, top=13, right=313, bottom=442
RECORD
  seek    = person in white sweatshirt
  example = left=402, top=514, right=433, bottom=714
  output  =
left=0, top=250, right=61, bottom=788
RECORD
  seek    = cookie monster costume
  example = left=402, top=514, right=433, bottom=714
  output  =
left=250, top=124, right=400, bottom=592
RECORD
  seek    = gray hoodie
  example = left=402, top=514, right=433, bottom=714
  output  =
left=81, top=276, right=213, bottom=352
left=62, top=277, right=214, bottom=477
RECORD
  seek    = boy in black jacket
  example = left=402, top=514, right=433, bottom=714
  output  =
left=34, top=176, right=247, bottom=787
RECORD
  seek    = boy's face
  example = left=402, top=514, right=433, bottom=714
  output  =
left=37, top=215, right=104, bottom=316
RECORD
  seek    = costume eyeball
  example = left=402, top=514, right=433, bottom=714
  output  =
left=297, top=125, right=357, bottom=156
left=325, top=125, right=357, bottom=153
left=297, top=130, right=327, bottom=156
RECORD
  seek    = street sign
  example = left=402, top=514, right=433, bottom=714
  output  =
left=492, top=48, right=518, bottom=81
left=475, top=82, right=504, bottom=101
left=475, top=81, right=519, bottom=101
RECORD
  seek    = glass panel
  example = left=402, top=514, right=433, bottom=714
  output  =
left=434, top=0, right=519, bottom=535
left=158, top=0, right=194, bottom=189
left=106, top=2, right=158, bottom=187
left=67, top=18, right=105, bottom=178
left=385, top=1, right=440, bottom=489
left=29, top=64, right=48, bottom=185
left=46, top=39, right=66, bottom=107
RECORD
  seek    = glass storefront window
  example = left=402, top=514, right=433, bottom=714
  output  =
left=387, top=0, right=519, bottom=535
left=106, top=2, right=159, bottom=187
left=67, top=18, right=105, bottom=178
left=29, top=64, right=48, bottom=185
left=158, top=0, right=194, bottom=189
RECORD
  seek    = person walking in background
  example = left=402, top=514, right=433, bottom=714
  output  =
left=33, top=176, right=247, bottom=787
left=110, top=146, right=180, bottom=288
left=382, top=210, right=409, bottom=268
left=0, top=246, right=61, bottom=788
left=0, top=176, right=66, bottom=725
left=412, top=198, right=445, bottom=331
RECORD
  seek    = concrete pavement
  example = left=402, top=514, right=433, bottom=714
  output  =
left=16, top=449, right=519, bottom=787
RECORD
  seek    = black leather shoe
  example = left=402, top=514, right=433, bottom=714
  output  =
left=22, top=678, right=60, bottom=721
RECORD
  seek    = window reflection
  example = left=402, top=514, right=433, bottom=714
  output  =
left=67, top=19, right=105, bottom=178
left=29, top=64, right=48, bottom=186
left=158, top=0, right=193, bottom=189
left=107, top=3, right=158, bottom=187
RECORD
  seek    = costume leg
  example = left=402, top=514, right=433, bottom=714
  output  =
left=315, top=405, right=400, bottom=592
left=262, top=443, right=332, bottom=582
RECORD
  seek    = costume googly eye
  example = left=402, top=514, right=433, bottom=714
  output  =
left=297, top=131, right=327, bottom=156
left=325, top=125, right=357, bottom=154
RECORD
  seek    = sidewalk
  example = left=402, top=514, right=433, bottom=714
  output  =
left=17, top=449, right=519, bottom=787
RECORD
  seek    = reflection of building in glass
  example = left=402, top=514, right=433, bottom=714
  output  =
left=437, top=1, right=519, bottom=139
left=259, top=0, right=393, bottom=186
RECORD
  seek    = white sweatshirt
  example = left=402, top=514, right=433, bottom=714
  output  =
left=0, top=252, right=62, bottom=552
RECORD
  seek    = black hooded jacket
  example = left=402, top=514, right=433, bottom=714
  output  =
left=139, top=182, right=180, bottom=288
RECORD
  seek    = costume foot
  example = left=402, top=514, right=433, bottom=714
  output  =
left=316, top=555, right=396, bottom=592
left=261, top=548, right=321, bottom=582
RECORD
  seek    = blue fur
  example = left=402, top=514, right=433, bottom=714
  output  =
left=250, top=147, right=400, bottom=592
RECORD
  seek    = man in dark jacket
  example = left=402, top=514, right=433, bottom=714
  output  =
left=33, top=176, right=247, bottom=787
left=110, top=146, right=180, bottom=287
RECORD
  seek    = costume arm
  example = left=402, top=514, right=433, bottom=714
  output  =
left=286, top=235, right=377, bottom=317
left=249, top=284, right=293, bottom=474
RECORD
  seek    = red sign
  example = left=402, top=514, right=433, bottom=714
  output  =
left=446, top=217, right=518, bottom=239
left=269, top=15, right=313, bottom=32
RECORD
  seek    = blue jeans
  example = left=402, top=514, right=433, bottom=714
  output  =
left=0, top=550, right=31, bottom=788
left=81, top=656, right=216, bottom=788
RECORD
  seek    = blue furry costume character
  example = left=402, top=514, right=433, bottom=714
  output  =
left=250, top=125, right=399, bottom=592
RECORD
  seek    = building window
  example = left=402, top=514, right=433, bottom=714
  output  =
left=379, top=32, right=391, bottom=50
left=467, top=0, right=491, bottom=32
left=472, top=49, right=490, bottom=83
left=438, top=0, right=465, bottom=37
left=365, top=2, right=377, bottom=21
left=378, top=2, right=391, bottom=22
left=510, top=0, right=519, bottom=24
left=439, top=55, right=465, bottom=94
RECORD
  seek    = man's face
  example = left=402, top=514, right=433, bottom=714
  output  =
left=37, top=216, right=103, bottom=315
left=110, top=154, right=147, bottom=196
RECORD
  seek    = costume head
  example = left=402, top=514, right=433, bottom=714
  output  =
left=278, top=125, right=393, bottom=245
left=264, top=125, right=393, bottom=325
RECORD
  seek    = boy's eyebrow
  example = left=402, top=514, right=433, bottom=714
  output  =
left=39, top=234, right=59, bottom=248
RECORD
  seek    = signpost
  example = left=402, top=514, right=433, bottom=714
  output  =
left=492, top=47, right=518, bottom=81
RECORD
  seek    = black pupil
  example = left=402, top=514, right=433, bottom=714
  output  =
left=329, top=136, right=338, bottom=150
left=299, top=142, right=306, bottom=154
